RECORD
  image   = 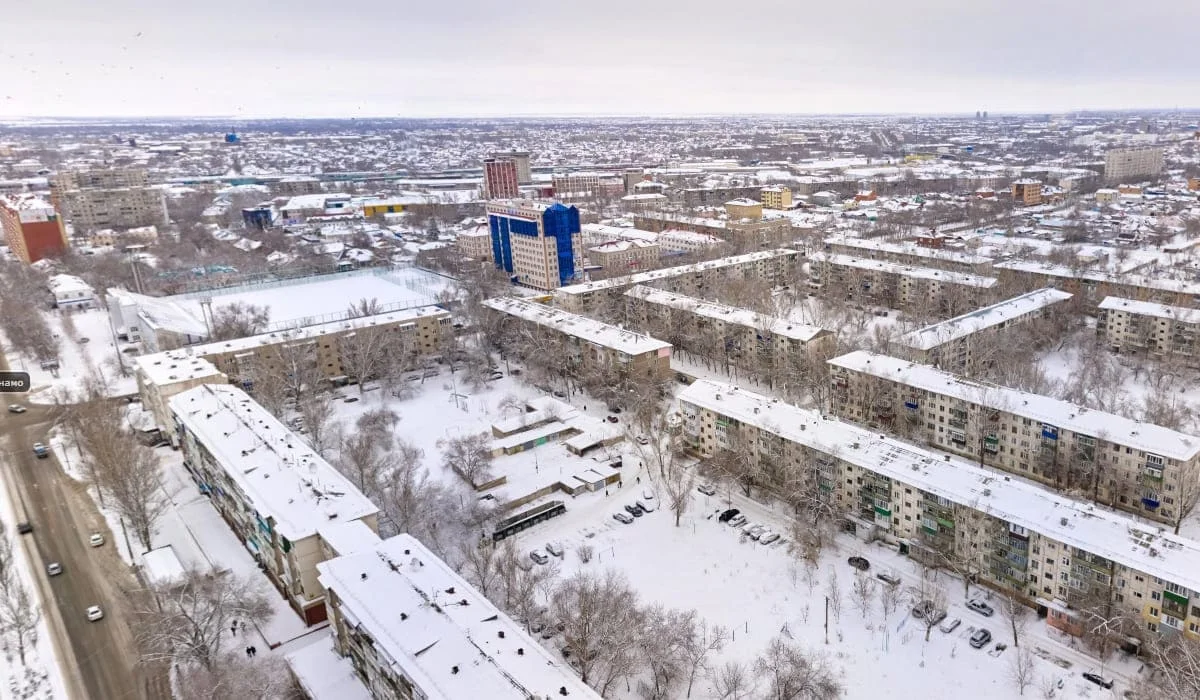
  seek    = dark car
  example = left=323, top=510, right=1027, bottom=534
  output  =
left=847, top=556, right=870, bottom=571
left=16, top=523, right=32, bottom=535
left=624, top=504, right=644, bottom=518
left=1081, top=672, right=1113, bottom=690
left=718, top=508, right=740, bottom=523
left=969, top=628, right=992, bottom=649
left=967, top=599, right=995, bottom=617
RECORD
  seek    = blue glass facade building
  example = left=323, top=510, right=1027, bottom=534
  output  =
left=487, top=201, right=581, bottom=288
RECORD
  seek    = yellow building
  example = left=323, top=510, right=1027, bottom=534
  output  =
left=1011, top=179, right=1043, bottom=206
left=724, top=198, right=763, bottom=221
left=361, top=198, right=414, bottom=217
left=760, top=185, right=793, bottom=210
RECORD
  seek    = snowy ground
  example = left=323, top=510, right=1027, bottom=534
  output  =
left=505, top=481, right=1146, bottom=700
left=6, top=307, right=137, bottom=405
left=0, top=452, right=69, bottom=700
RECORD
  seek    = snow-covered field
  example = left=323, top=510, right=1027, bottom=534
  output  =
left=8, top=308, right=136, bottom=404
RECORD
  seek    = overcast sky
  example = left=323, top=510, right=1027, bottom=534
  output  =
left=3, top=1, right=1197, bottom=118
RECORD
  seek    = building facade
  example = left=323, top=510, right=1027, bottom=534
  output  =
left=482, top=158, right=520, bottom=200
left=809, top=253, right=998, bottom=315
left=826, top=350, right=1200, bottom=526
left=760, top=185, right=793, bottom=210
left=1011, top=179, right=1043, bottom=206
left=487, top=200, right=583, bottom=291
left=47, top=273, right=96, bottom=309
left=586, top=239, right=659, bottom=277
left=170, top=384, right=379, bottom=625
left=483, top=296, right=673, bottom=382
left=1104, top=147, right=1165, bottom=183
left=492, top=150, right=532, bottom=184
left=1098, top=296, right=1200, bottom=365
left=455, top=229, right=492, bottom=261
left=678, top=379, right=1200, bottom=644
left=824, top=235, right=993, bottom=275
left=724, top=198, right=763, bottom=221
left=0, top=194, right=69, bottom=263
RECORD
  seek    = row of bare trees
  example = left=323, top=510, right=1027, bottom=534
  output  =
left=0, top=524, right=41, bottom=667
left=0, top=262, right=59, bottom=364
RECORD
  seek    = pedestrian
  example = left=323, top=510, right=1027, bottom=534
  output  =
left=251, top=646, right=257, bottom=657
left=245, top=646, right=252, bottom=658
left=618, top=481, right=622, bottom=489
left=231, top=622, right=237, bottom=636
left=636, top=476, right=640, bottom=484
left=605, top=489, right=609, bottom=496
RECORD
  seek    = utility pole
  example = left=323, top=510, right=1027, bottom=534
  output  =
left=824, top=595, right=829, bottom=645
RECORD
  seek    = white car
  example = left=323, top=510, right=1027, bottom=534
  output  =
left=46, top=562, right=63, bottom=576
left=530, top=550, right=549, bottom=565
left=636, top=435, right=650, bottom=445
left=88, top=533, right=104, bottom=547
left=636, top=499, right=655, bottom=513
left=86, top=605, right=104, bottom=622
left=8, top=404, right=26, bottom=414
left=750, top=528, right=771, bottom=542
left=545, top=542, right=564, bottom=558
left=697, top=483, right=716, bottom=496
left=759, top=532, right=781, bottom=545
left=728, top=514, right=746, bottom=527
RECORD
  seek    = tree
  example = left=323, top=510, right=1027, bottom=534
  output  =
left=346, top=297, right=382, bottom=318
left=102, top=442, right=172, bottom=552
left=1141, top=632, right=1200, bottom=700
left=851, top=573, right=876, bottom=619
left=753, top=635, right=843, bottom=700
left=0, top=523, right=40, bottom=667
left=710, top=660, right=754, bottom=700
left=1008, top=647, right=1035, bottom=696
left=298, top=394, right=337, bottom=456
left=637, top=605, right=692, bottom=700
left=456, top=539, right=501, bottom=598
left=338, top=325, right=391, bottom=394
left=176, top=654, right=298, bottom=700
left=825, top=570, right=843, bottom=623
left=441, top=433, right=494, bottom=487
left=209, top=302, right=270, bottom=341
left=496, top=541, right=558, bottom=636
left=550, top=570, right=641, bottom=692
left=998, top=593, right=1029, bottom=648
left=136, top=572, right=274, bottom=671
left=682, top=617, right=728, bottom=698
left=906, top=579, right=948, bottom=642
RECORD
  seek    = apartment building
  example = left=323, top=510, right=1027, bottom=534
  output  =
left=1104, top=146, right=1165, bottom=183
left=492, top=150, right=532, bottom=184
left=52, top=168, right=148, bottom=191
left=1011, top=179, right=1043, bottom=206
left=1098, top=296, right=1200, bottom=365
left=678, top=379, right=1200, bottom=642
left=316, top=533, right=600, bottom=700
left=680, top=185, right=762, bottom=207
left=482, top=157, right=520, bottom=199
left=724, top=198, right=763, bottom=221
left=455, top=228, right=492, bottom=261
left=759, top=185, right=792, bottom=210
left=826, top=350, right=1200, bottom=526
left=53, top=168, right=168, bottom=231
left=551, top=171, right=603, bottom=198
left=586, top=239, right=659, bottom=277
left=993, top=260, right=1200, bottom=308
left=482, top=296, right=672, bottom=382
left=170, top=384, right=379, bottom=625
left=634, top=211, right=792, bottom=248
left=0, top=194, right=69, bottom=263
left=135, top=306, right=451, bottom=432
left=620, top=192, right=669, bottom=212
left=487, top=200, right=583, bottom=291
left=1095, top=189, right=1120, bottom=205
left=809, top=253, right=998, bottom=314
left=581, top=223, right=724, bottom=256
left=624, top=285, right=835, bottom=375
left=272, top=176, right=323, bottom=196
left=554, top=249, right=799, bottom=315
left=824, top=235, right=993, bottom=274
left=898, top=288, right=1073, bottom=372
left=133, top=352, right=229, bottom=437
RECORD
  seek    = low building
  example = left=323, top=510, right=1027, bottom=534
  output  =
left=360, top=196, right=427, bottom=218
left=827, top=350, right=1200, bottom=526
left=483, top=296, right=672, bottom=381
left=1011, top=179, right=1043, bottom=206
left=455, top=228, right=492, bottom=261
left=897, top=288, right=1073, bottom=373
left=624, top=285, right=836, bottom=377
left=633, top=211, right=790, bottom=248
left=620, top=192, right=668, bottom=212
left=581, top=224, right=724, bottom=257
left=760, top=185, right=793, bottom=210
left=170, top=384, right=379, bottom=625
left=679, top=379, right=1200, bottom=643
left=809, top=253, right=998, bottom=314
left=585, top=239, right=659, bottom=277
left=279, top=194, right=354, bottom=224
left=724, top=198, right=763, bottom=221
left=1095, top=189, right=1120, bottom=205
left=1098, top=296, right=1200, bottom=365
left=316, top=533, right=601, bottom=700
left=1188, top=177, right=1200, bottom=192
left=47, top=273, right=96, bottom=309
left=680, top=185, right=762, bottom=207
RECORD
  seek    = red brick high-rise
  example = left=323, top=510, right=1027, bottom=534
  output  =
left=0, top=194, right=69, bottom=264
left=483, top=158, right=520, bottom=200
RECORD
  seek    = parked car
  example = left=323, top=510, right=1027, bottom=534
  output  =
left=911, top=600, right=945, bottom=624
left=642, top=489, right=656, bottom=502
left=16, top=523, right=31, bottom=535
left=745, top=525, right=767, bottom=539
left=939, top=617, right=961, bottom=634
left=32, top=443, right=48, bottom=458
left=545, top=542, right=564, bottom=558
left=967, top=599, right=995, bottom=617
left=697, top=483, right=716, bottom=496
left=613, top=512, right=634, bottom=524
left=606, top=415, right=619, bottom=423
left=636, top=499, right=655, bottom=513
left=635, top=435, right=650, bottom=445
left=875, top=572, right=901, bottom=586
left=751, top=528, right=772, bottom=542
left=718, top=508, right=740, bottom=522
left=1081, top=672, right=1113, bottom=690
left=86, top=605, right=104, bottom=622
left=847, top=556, right=870, bottom=571
left=8, top=404, right=26, bottom=413
left=969, top=628, right=992, bottom=649
left=624, top=504, right=643, bottom=518
left=728, top=514, right=746, bottom=527
left=89, top=533, right=104, bottom=547
left=759, top=532, right=781, bottom=545
left=530, top=550, right=549, bottom=565
left=46, top=562, right=63, bottom=577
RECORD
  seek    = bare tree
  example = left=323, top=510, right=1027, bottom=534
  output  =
left=998, top=593, right=1029, bottom=648
left=0, top=524, right=40, bottom=667
left=209, top=302, right=270, bottom=341
left=753, top=635, right=843, bottom=700
left=710, top=660, right=754, bottom=700
left=496, top=541, right=558, bottom=635
left=456, top=539, right=501, bottom=598
left=906, top=579, right=948, bottom=642
left=1008, top=647, right=1035, bottom=696
left=825, top=570, right=843, bottom=622
left=136, top=572, right=274, bottom=671
left=638, top=605, right=692, bottom=700
left=851, top=574, right=876, bottom=619
left=346, top=297, right=383, bottom=318
left=1142, top=632, right=1200, bottom=700
left=298, top=394, right=337, bottom=456
left=682, top=617, right=728, bottom=697
left=338, top=325, right=391, bottom=394
left=441, top=433, right=494, bottom=487
left=102, top=442, right=172, bottom=552
left=176, top=654, right=299, bottom=700
left=551, top=569, right=641, bottom=692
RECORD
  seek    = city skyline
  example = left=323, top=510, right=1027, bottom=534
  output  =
left=3, top=0, right=1197, bottom=118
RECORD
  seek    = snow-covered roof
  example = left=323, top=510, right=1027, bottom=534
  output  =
left=815, top=253, right=999, bottom=288
left=621, top=193, right=667, bottom=201
left=828, top=350, right=1200, bottom=461
left=316, top=534, right=601, bottom=700
left=625, top=285, right=830, bottom=342
left=900, top=288, right=1073, bottom=350
left=484, top=296, right=671, bottom=356
left=636, top=211, right=728, bottom=229
left=587, top=239, right=656, bottom=254
left=141, top=546, right=186, bottom=588
left=678, top=380, right=1200, bottom=592
left=47, top=273, right=93, bottom=296
left=824, top=235, right=992, bottom=266
left=725, top=198, right=761, bottom=206
left=169, top=384, right=378, bottom=541
left=555, top=249, right=798, bottom=297
left=1098, top=296, right=1200, bottom=325
left=993, top=260, right=1200, bottom=296
left=317, top=520, right=383, bottom=558
left=132, top=349, right=225, bottom=387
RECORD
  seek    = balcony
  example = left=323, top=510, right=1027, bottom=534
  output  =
left=984, top=435, right=999, bottom=453
left=1142, top=496, right=1161, bottom=510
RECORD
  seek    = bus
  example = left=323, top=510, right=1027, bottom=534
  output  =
left=492, top=500, right=567, bottom=542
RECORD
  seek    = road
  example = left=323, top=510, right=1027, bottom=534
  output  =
left=2, top=401, right=170, bottom=700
